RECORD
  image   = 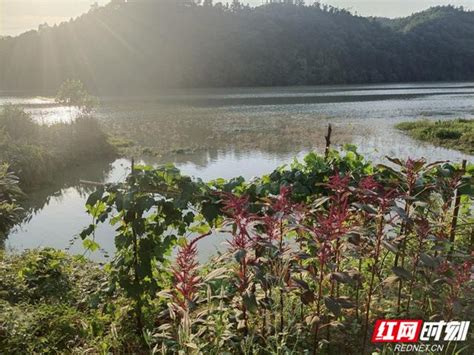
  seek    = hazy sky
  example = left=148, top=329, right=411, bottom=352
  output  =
left=1, top=0, right=473, bottom=36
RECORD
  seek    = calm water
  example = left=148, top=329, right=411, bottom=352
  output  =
left=2, top=82, right=473, bottom=260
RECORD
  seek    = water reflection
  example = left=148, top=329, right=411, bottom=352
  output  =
left=6, top=159, right=118, bottom=256
left=6, top=151, right=310, bottom=261
left=22, top=159, right=117, bottom=215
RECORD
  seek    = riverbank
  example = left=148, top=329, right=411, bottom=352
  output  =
left=396, top=118, right=474, bottom=155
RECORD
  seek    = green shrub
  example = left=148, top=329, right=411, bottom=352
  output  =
left=0, top=164, right=23, bottom=240
left=0, top=301, right=102, bottom=353
left=0, top=141, right=55, bottom=189
left=56, top=79, right=98, bottom=115
left=0, top=249, right=147, bottom=353
left=0, top=104, right=38, bottom=142
left=18, top=248, right=72, bottom=302
left=434, top=128, right=462, bottom=139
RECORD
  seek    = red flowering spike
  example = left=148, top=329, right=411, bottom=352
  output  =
left=172, top=232, right=210, bottom=311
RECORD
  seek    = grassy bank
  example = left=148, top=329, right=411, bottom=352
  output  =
left=0, top=105, right=116, bottom=191
left=0, top=249, right=123, bottom=353
left=396, top=118, right=474, bottom=154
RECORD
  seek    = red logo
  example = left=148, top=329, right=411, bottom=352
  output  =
left=372, top=320, right=423, bottom=343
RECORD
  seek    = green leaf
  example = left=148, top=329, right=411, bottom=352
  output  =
left=420, top=253, right=437, bottom=268
left=391, top=266, right=412, bottom=280
left=457, top=177, right=474, bottom=196
left=189, top=223, right=211, bottom=234
left=301, top=290, right=315, bottom=305
left=292, top=278, right=310, bottom=290
left=80, top=224, right=95, bottom=240
left=83, top=239, right=100, bottom=252
left=353, top=203, right=377, bottom=214
left=243, top=291, right=258, bottom=314
left=391, top=206, right=410, bottom=223
left=204, top=267, right=228, bottom=282
left=234, top=249, right=246, bottom=264
left=86, top=188, right=104, bottom=207
left=201, top=201, right=220, bottom=224
left=336, top=297, right=355, bottom=309
left=330, top=272, right=353, bottom=284
left=324, top=296, right=341, bottom=317
left=386, top=156, right=403, bottom=167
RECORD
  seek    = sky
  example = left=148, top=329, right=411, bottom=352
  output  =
left=1, top=0, right=473, bottom=36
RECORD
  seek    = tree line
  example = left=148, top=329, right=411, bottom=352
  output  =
left=0, top=3, right=473, bottom=94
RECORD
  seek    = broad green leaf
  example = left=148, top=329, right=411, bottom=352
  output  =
left=331, top=272, right=353, bottom=284
left=86, top=188, right=104, bottom=207
left=391, top=266, right=412, bottom=280
left=420, top=253, right=437, bottom=268
left=324, top=296, right=341, bottom=317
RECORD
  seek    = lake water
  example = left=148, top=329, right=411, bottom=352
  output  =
left=2, top=82, right=473, bottom=261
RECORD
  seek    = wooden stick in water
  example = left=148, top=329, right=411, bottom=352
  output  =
left=324, top=124, right=332, bottom=159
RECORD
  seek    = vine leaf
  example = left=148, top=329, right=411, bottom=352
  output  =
left=83, top=239, right=100, bottom=252
left=79, top=224, right=95, bottom=240
left=86, top=187, right=104, bottom=207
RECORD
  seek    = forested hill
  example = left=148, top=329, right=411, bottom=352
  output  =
left=1, top=2, right=473, bottom=95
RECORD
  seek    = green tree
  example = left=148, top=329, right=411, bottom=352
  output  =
left=55, top=79, right=98, bottom=115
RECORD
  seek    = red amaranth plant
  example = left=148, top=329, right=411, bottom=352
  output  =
left=389, top=157, right=433, bottom=315
left=313, top=173, right=351, bottom=242
left=357, top=173, right=400, bottom=353
left=259, top=185, right=298, bottom=333
left=272, top=185, right=294, bottom=213
left=219, top=192, right=256, bottom=335
left=437, top=259, right=473, bottom=319
left=220, top=192, right=253, bottom=250
left=406, top=217, right=431, bottom=314
left=357, top=174, right=399, bottom=211
left=172, top=232, right=211, bottom=312
left=308, top=172, right=352, bottom=351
